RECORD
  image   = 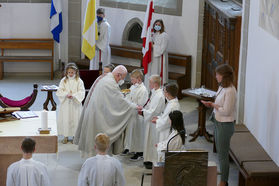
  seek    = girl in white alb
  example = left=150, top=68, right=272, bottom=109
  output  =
left=56, top=63, right=85, bottom=144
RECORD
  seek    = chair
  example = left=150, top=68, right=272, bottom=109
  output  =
left=0, top=84, right=38, bottom=111
left=79, top=70, right=100, bottom=102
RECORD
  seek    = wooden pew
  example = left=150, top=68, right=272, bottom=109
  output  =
left=0, top=38, right=54, bottom=80
left=168, top=53, right=191, bottom=99
left=229, top=127, right=279, bottom=186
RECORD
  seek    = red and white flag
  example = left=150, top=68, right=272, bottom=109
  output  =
left=141, top=0, right=154, bottom=74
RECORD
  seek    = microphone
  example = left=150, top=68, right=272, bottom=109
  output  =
left=166, top=130, right=185, bottom=152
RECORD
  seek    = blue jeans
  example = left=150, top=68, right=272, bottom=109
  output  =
left=213, top=114, right=235, bottom=182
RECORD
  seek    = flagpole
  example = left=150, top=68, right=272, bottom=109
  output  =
left=58, top=43, right=62, bottom=71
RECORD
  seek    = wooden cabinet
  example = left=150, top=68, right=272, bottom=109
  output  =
left=201, top=0, right=242, bottom=91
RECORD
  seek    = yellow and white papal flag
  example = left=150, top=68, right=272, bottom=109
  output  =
left=82, top=0, right=98, bottom=60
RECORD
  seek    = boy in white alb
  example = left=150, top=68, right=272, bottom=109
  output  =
left=78, top=133, right=125, bottom=186
left=138, top=75, right=165, bottom=168
left=6, top=138, right=51, bottom=186
left=152, top=82, right=180, bottom=142
left=122, top=69, right=148, bottom=161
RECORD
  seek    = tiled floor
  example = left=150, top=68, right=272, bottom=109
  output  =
left=0, top=75, right=239, bottom=186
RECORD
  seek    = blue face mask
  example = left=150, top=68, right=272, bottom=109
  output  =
left=97, top=16, right=103, bottom=23
left=154, top=25, right=161, bottom=31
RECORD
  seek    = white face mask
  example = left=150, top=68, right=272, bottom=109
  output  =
left=134, top=83, right=140, bottom=87
left=118, top=79, right=125, bottom=86
left=67, top=74, right=76, bottom=80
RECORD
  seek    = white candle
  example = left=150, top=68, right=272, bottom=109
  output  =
left=41, top=110, right=48, bottom=130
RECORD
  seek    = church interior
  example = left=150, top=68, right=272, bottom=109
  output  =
left=1, top=0, right=279, bottom=186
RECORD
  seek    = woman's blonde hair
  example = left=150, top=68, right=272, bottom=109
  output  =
left=64, top=63, right=80, bottom=83
left=95, top=133, right=110, bottom=152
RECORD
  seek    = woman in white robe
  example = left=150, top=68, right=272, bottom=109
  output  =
left=144, top=19, right=169, bottom=88
left=56, top=63, right=85, bottom=143
left=157, top=110, right=186, bottom=162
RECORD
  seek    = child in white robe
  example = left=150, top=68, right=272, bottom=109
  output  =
left=56, top=63, right=85, bottom=144
left=78, top=133, right=125, bottom=186
left=144, top=19, right=169, bottom=88
left=152, top=82, right=180, bottom=142
left=122, top=69, right=148, bottom=161
left=157, top=110, right=186, bottom=162
left=138, top=75, right=165, bottom=168
left=6, top=138, right=51, bottom=186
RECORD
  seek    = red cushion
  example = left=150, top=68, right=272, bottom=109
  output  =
left=0, top=95, right=32, bottom=107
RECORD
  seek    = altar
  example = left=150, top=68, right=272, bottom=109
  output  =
left=0, top=111, right=58, bottom=186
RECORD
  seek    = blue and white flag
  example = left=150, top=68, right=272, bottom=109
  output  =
left=50, top=0, right=63, bottom=43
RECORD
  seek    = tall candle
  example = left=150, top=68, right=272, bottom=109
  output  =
left=41, top=110, right=48, bottom=130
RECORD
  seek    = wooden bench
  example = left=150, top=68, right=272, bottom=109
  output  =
left=168, top=53, right=191, bottom=99
left=0, top=38, right=54, bottom=80
left=229, top=126, right=279, bottom=186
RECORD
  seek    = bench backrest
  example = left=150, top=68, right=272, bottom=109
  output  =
left=110, top=45, right=192, bottom=71
left=110, top=45, right=142, bottom=60
left=169, top=53, right=191, bottom=67
left=0, top=39, right=54, bottom=50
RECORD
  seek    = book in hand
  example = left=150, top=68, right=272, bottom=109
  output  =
left=42, top=85, right=59, bottom=90
left=12, top=111, right=38, bottom=119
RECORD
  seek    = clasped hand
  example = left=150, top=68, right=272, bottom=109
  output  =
left=67, top=91, right=73, bottom=99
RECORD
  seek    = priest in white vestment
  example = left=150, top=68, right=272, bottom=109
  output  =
left=78, top=133, right=125, bottom=186
left=138, top=75, right=165, bottom=165
left=144, top=19, right=168, bottom=89
left=123, top=69, right=148, bottom=161
left=90, top=8, right=111, bottom=70
left=56, top=63, right=85, bottom=143
left=6, top=138, right=51, bottom=186
left=152, top=82, right=180, bottom=142
left=74, top=65, right=137, bottom=157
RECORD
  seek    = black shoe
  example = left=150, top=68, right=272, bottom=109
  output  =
left=143, top=161, right=153, bottom=169
left=120, top=149, right=129, bottom=156
left=130, top=154, right=143, bottom=161
left=226, top=182, right=228, bottom=186
left=136, top=152, right=143, bottom=156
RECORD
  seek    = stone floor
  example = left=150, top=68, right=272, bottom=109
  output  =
left=0, top=74, right=239, bottom=186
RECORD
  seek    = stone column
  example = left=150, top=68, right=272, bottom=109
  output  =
left=236, top=0, right=250, bottom=124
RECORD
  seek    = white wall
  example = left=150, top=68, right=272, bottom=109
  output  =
left=82, top=0, right=200, bottom=87
left=0, top=2, right=68, bottom=73
left=245, top=0, right=279, bottom=166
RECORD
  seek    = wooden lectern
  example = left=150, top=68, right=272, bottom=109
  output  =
left=152, top=151, right=209, bottom=186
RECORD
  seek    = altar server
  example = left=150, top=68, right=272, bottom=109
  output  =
left=122, top=69, right=148, bottom=161
left=6, top=138, right=51, bottom=186
left=90, top=8, right=111, bottom=70
left=78, top=133, right=125, bottom=186
left=152, top=82, right=180, bottom=142
left=138, top=75, right=165, bottom=167
left=144, top=19, right=169, bottom=88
